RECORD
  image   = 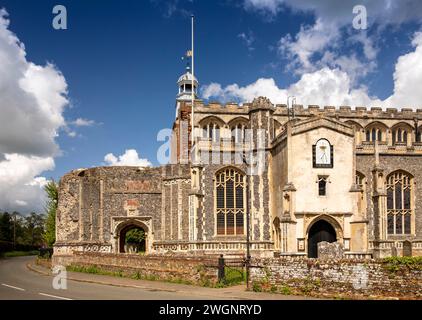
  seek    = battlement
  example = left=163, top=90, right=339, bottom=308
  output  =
left=182, top=98, right=422, bottom=119
left=274, top=104, right=422, bottom=119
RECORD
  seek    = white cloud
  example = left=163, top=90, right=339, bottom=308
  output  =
left=67, top=131, right=77, bottom=138
left=205, top=2, right=422, bottom=109
left=104, top=149, right=152, bottom=167
left=244, top=0, right=422, bottom=25
left=202, top=31, right=422, bottom=109
left=72, top=118, right=96, bottom=127
left=279, top=19, right=340, bottom=73
left=0, top=154, right=54, bottom=213
left=0, top=9, right=69, bottom=213
left=15, top=200, right=28, bottom=207
left=203, top=68, right=377, bottom=107
left=383, top=32, right=422, bottom=108
left=246, top=1, right=422, bottom=82
left=238, top=31, right=255, bottom=51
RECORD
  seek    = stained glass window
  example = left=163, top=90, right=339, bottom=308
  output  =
left=215, top=168, right=245, bottom=235
left=386, top=171, right=413, bottom=235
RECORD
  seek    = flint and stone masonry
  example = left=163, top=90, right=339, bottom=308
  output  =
left=54, top=68, right=422, bottom=266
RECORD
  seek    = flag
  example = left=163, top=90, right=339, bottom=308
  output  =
left=181, top=50, right=193, bottom=61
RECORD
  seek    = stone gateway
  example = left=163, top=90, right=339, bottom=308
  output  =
left=54, top=67, right=422, bottom=265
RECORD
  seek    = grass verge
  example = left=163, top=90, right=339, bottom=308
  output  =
left=1, top=250, right=39, bottom=258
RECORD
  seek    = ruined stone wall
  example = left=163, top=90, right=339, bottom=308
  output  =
left=249, top=256, right=422, bottom=299
left=55, top=164, right=191, bottom=255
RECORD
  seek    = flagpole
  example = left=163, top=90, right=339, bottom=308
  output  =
left=191, top=14, right=195, bottom=161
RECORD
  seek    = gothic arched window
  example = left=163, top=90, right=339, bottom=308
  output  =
left=386, top=171, right=413, bottom=235
left=215, top=168, right=245, bottom=236
left=364, top=123, right=387, bottom=142
left=202, top=123, right=221, bottom=142
left=231, top=123, right=246, bottom=143
left=392, top=124, right=411, bottom=145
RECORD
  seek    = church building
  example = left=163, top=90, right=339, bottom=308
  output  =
left=54, top=67, right=422, bottom=264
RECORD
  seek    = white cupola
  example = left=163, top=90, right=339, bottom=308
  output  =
left=176, top=66, right=199, bottom=101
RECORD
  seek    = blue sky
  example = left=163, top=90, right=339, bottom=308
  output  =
left=0, top=0, right=422, bottom=212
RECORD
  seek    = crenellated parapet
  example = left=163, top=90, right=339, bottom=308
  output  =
left=273, top=104, right=422, bottom=119
left=182, top=99, right=422, bottom=119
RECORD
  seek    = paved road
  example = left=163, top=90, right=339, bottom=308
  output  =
left=0, top=256, right=313, bottom=300
left=0, top=256, right=222, bottom=300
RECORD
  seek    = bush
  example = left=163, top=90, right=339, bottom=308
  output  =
left=280, top=285, right=292, bottom=295
left=39, top=247, right=53, bottom=259
left=0, top=241, right=14, bottom=253
left=252, top=281, right=262, bottom=292
left=383, top=256, right=422, bottom=272
left=223, top=267, right=245, bottom=286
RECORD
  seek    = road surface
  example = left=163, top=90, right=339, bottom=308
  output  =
left=0, top=256, right=223, bottom=300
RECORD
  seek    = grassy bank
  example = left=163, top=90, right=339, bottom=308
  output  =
left=0, top=250, right=39, bottom=258
left=67, top=264, right=246, bottom=288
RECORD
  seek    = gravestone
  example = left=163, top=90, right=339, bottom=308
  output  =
left=391, top=246, right=398, bottom=257
left=403, top=240, right=412, bottom=257
left=317, top=241, right=344, bottom=259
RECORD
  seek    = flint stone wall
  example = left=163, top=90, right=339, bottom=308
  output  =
left=56, top=251, right=218, bottom=285
left=249, top=256, right=421, bottom=299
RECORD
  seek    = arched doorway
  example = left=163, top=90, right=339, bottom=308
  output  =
left=307, top=219, right=336, bottom=258
left=119, top=224, right=146, bottom=254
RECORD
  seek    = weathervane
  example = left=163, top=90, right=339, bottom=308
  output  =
left=287, top=96, right=296, bottom=121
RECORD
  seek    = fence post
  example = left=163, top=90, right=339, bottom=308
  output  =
left=218, top=254, right=225, bottom=282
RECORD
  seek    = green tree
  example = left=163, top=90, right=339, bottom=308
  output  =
left=125, top=228, right=146, bottom=253
left=125, top=228, right=145, bottom=244
left=43, top=180, right=58, bottom=247
left=24, top=212, right=45, bottom=246
left=0, top=212, right=12, bottom=242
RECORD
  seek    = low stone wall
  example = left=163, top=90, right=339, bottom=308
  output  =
left=53, top=252, right=218, bottom=286
left=249, top=257, right=422, bottom=299
left=36, top=257, right=52, bottom=269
